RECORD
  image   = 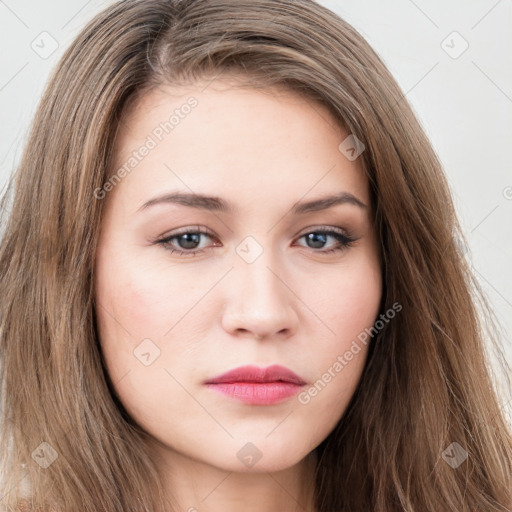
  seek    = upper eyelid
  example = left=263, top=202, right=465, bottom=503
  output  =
left=159, top=224, right=351, bottom=237
left=157, top=226, right=354, bottom=245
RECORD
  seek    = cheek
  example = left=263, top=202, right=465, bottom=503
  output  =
left=93, top=246, right=207, bottom=411
left=94, top=265, right=184, bottom=428
left=313, top=248, right=382, bottom=345
left=93, top=245, right=170, bottom=390
left=95, top=246, right=183, bottom=343
left=300, top=249, right=381, bottom=409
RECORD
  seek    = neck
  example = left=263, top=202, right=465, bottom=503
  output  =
left=152, top=445, right=318, bottom=512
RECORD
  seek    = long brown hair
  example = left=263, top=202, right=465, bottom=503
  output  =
left=1, top=1, right=511, bottom=510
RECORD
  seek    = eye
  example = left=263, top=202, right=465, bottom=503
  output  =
left=294, top=228, right=357, bottom=254
left=154, top=226, right=218, bottom=257
left=154, top=226, right=357, bottom=257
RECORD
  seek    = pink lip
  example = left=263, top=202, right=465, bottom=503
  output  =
left=204, top=364, right=306, bottom=405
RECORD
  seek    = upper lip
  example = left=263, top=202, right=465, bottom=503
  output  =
left=204, top=364, right=306, bottom=385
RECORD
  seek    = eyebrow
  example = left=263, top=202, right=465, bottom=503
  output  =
left=137, top=191, right=367, bottom=214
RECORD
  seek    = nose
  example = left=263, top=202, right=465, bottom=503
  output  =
left=220, top=251, right=299, bottom=341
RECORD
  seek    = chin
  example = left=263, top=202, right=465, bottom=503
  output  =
left=206, top=440, right=313, bottom=474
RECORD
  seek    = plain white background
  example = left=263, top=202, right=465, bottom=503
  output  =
left=1, top=0, right=511, bottom=415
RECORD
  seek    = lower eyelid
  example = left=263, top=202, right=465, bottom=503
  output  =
left=157, top=231, right=356, bottom=256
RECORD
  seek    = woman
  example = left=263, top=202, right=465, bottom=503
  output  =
left=1, top=1, right=511, bottom=511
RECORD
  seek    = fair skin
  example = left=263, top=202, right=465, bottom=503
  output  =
left=94, top=77, right=382, bottom=512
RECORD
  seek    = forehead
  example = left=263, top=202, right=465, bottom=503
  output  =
left=108, top=79, right=369, bottom=213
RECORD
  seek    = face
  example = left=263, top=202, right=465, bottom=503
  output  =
left=94, top=78, right=382, bottom=475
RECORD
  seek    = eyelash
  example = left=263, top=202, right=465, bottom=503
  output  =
left=154, top=225, right=357, bottom=257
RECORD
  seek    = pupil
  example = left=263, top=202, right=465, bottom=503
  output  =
left=307, top=232, right=326, bottom=249
left=179, top=233, right=200, bottom=249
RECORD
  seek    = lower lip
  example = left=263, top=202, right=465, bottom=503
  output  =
left=205, top=382, right=303, bottom=405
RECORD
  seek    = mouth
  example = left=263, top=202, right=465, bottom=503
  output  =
left=203, top=364, right=307, bottom=405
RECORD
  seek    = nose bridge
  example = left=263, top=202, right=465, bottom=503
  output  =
left=239, top=252, right=284, bottom=306
left=221, top=237, right=298, bottom=338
